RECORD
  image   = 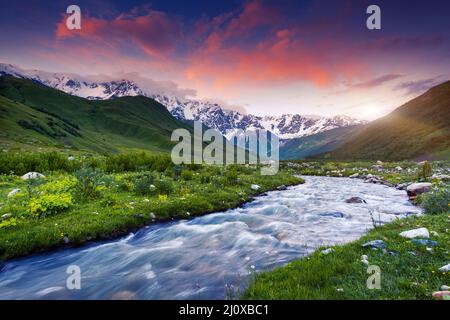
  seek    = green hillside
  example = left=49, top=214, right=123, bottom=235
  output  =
left=0, top=76, right=192, bottom=154
left=280, top=125, right=362, bottom=160
left=330, top=81, right=450, bottom=161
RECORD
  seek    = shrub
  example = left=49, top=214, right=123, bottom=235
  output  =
left=74, top=167, right=104, bottom=199
left=154, top=177, right=174, bottom=195
left=418, top=162, right=432, bottom=181
left=133, top=173, right=156, bottom=195
left=181, top=170, right=194, bottom=181
left=421, top=185, right=450, bottom=215
left=38, top=176, right=77, bottom=194
left=225, top=167, right=239, bottom=186
left=29, top=193, right=73, bottom=218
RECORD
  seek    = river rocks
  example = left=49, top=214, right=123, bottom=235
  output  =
left=432, top=291, right=450, bottom=300
left=406, top=182, right=432, bottom=200
left=362, top=240, right=386, bottom=249
left=21, top=172, right=45, bottom=180
left=276, top=185, right=287, bottom=191
left=371, top=165, right=384, bottom=171
left=439, top=264, right=450, bottom=272
left=7, top=189, right=20, bottom=198
left=411, top=239, right=438, bottom=247
left=349, top=173, right=359, bottom=178
left=399, top=227, right=429, bottom=239
left=376, top=160, right=383, bottom=165
left=361, top=255, right=369, bottom=265
left=431, top=174, right=450, bottom=181
left=345, top=197, right=367, bottom=204
left=251, top=184, right=260, bottom=191
left=321, top=248, right=334, bottom=255
left=63, top=236, right=70, bottom=244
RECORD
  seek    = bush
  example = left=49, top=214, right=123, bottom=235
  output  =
left=421, top=185, right=450, bottom=215
left=181, top=170, right=194, bottom=181
left=418, top=162, right=432, bottom=181
left=225, top=167, right=239, bottom=186
left=154, top=177, right=174, bottom=195
left=74, top=167, right=104, bottom=199
left=29, top=193, right=73, bottom=218
left=133, top=173, right=156, bottom=195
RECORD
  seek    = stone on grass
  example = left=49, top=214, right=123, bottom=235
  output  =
left=21, top=172, right=45, bottom=180
left=399, top=227, right=429, bottom=239
left=7, top=189, right=20, bottom=198
left=439, top=264, right=450, bottom=272
left=251, top=184, right=260, bottom=191
left=321, top=248, right=334, bottom=255
left=406, top=183, right=432, bottom=200
left=441, top=285, right=450, bottom=291
left=1, top=213, right=12, bottom=220
left=362, top=240, right=386, bottom=249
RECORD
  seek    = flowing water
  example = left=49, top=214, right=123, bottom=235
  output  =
left=0, top=176, right=422, bottom=300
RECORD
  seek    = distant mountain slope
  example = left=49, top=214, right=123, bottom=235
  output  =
left=280, top=125, right=363, bottom=160
left=0, top=76, right=192, bottom=153
left=0, top=63, right=366, bottom=140
left=330, top=81, right=450, bottom=161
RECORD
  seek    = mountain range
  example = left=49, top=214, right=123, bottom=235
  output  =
left=0, top=63, right=365, bottom=140
left=330, top=80, right=450, bottom=161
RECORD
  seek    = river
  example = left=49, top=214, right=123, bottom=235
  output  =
left=0, top=176, right=422, bottom=300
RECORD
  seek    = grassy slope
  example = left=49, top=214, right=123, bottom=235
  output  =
left=0, top=167, right=302, bottom=260
left=280, top=125, right=362, bottom=160
left=330, top=81, right=450, bottom=161
left=0, top=76, right=192, bottom=153
left=244, top=213, right=449, bottom=300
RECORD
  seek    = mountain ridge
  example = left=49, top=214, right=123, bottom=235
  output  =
left=0, top=63, right=366, bottom=140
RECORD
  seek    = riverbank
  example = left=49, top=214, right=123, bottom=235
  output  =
left=244, top=162, right=450, bottom=300
left=0, top=155, right=303, bottom=261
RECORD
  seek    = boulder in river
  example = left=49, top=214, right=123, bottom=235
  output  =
left=345, top=197, right=367, bottom=204
left=399, top=227, right=429, bottom=239
left=362, top=240, right=386, bottom=249
left=21, top=172, right=45, bottom=180
left=406, top=182, right=432, bottom=200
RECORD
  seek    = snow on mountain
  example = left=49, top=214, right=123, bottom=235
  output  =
left=0, top=63, right=366, bottom=139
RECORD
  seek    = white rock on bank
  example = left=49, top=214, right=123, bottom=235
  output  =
left=399, top=227, right=429, bottom=239
left=406, top=182, right=432, bottom=200
left=7, top=188, right=21, bottom=198
left=321, top=248, right=334, bottom=255
left=439, top=264, right=450, bottom=272
left=251, top=184, right=260, bottom=191
left=21, top=172, right=45, bottom=180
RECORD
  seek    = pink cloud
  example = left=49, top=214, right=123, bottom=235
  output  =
left=56, top=9, right=181, bottom=56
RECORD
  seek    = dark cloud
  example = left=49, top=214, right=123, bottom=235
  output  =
left=395, top=77, right=443, bottom=96
left=352, top=74, right=403, bottom=89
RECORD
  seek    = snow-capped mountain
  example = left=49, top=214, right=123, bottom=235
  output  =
left=0, top=63, right=366, bottom=139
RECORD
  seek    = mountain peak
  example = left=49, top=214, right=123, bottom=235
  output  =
left=0, top=62, right=366, bottom=139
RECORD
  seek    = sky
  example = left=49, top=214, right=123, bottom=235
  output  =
left=0, top=0, right=449, bottom=120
